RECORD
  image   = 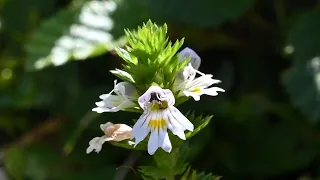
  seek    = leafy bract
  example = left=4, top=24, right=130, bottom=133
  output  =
left=112, top=20, right=188, bottom=92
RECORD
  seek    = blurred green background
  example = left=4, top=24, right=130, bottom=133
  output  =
left=1, top=0, right=320, bottom=179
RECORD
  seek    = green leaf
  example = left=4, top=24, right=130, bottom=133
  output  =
left=185, top=113, right=213, bottom=139
left=181, top=166, right=221, bottom=180
left=282, top=11, right=320, bottom=122
left=181, top=166, right=192, bottom=180
left=4, top=147, right=27, bottom=180
left=25, top=0, right=126, bottom=71
left=146, top=0, right=253, bottom=27
left=196, top=172, right=222, bottom=180
left=125, top=20, right=169, bottom=62
left=139, top=166, right=166, bottom=179
left=141, top=175, right=157, bottom=180
left=115, top=47, right=138, bottom=65
left=144, top=146, right=189, bottom=178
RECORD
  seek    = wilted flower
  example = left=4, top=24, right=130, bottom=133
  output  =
left=92, top=80, right=139, bottom=113
left=174, top=47, right=225, bottom=101
left=86, top=122, right=132, bottom=154
left=130, top=86, right=194, bottom=155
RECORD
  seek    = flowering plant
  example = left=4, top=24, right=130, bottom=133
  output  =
left=87, top=20, right=224, bottom=179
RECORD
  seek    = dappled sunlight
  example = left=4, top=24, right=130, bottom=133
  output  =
left=32, top=0, right=123, bottom=70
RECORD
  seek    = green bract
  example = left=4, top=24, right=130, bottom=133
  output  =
left=111, top=20, right=189, bottom=93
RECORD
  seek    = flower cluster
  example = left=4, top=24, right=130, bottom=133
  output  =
left=86, top=21, right=224, bottom=155
left=87, top=46, right=224, bottom=155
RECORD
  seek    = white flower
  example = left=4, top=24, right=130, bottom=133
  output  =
left=174, top=47, right=225, bottom=101
left=86, top=122, right=132, bottom=154
left=92, top=80, right=139, bottom=113
left=130, top=86, right=194, bottom=155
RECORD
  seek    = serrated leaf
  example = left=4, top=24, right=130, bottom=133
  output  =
left=25, top=0, right=126, bottom=71
left=149, top=146, right=189, bottom=178
left=197, top=172, right=222, bottom=180
left=115, top=47, right=138, bottom=65
left=138, top=166, right=166, bottom=179
left=125, top=20, right=169, bottom=62
left=119, top=21, right=187, bottom=91
left=186, top=114, right=213, bottom=139
left=282, top=11, right=320, bottom=122
left=110, top=68, right=135, bottom=83
left=141, top=175, right=157, bottom=180
left=181, top=167, right=222, bottom=180
left=181, top=166, right=192, bottom=180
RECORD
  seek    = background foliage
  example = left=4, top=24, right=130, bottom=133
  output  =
left=1, top=0, right=320, bottom=179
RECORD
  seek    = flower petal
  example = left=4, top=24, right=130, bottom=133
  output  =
left=86, top=137, right=105, bottom=154
left=86, top=146, right=94, bottom=154
left=93, top=98, right=136, bottom=113
left=92, top=107, right=106, bottom=113
left=93, top=95, right=126, bottom=112
left=166, top=110, right=188, bottom=140
left=138, top=86, right=175, bottom=109
left=131, top=112, right=151, bottom=146
left=186, top=75, right=220, bottom=90
left=170, top=107, right=194, bottom=131
left=202, top=87, right=225, bottom=96
left=178, top=47, right=201, bottom=70
left=182, top=63, right=197, bottom=81
left=100, top=122, right=113, bottom=131
left=93, top=80, right=138, bottom=113
left=117, top=123, right=134, bottom=132
left=104, top=137, right=115, bottom=141
left=114, top=82, right=138, bottom=99
left=148, top=129, right=159, bottom=155
left=99, top=94, right=111, bottom=99
left=175, top=131, right=186, bottom=140
left=159, top=128, right=172, bottom=152
left=183, top=90, right=201, bottom=101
